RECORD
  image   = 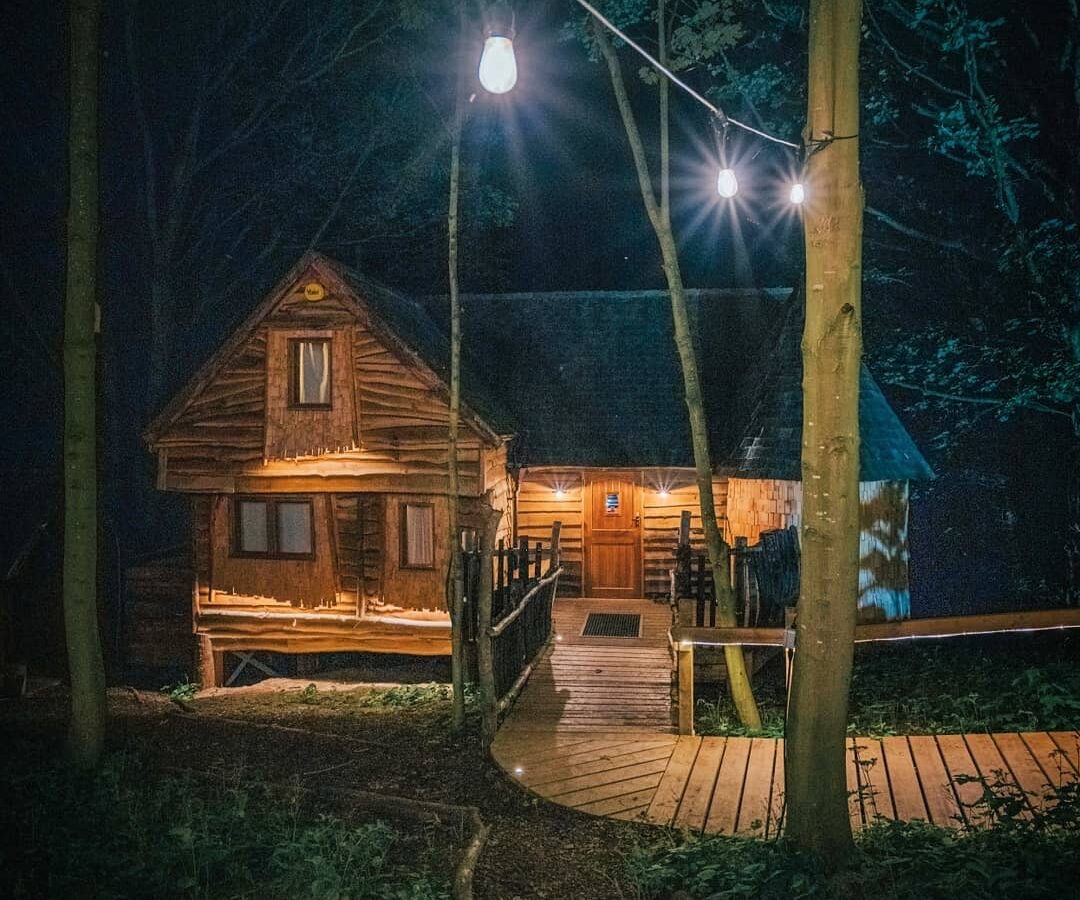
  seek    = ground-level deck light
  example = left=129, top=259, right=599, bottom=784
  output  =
left=478, top=4, right=517, bottom=94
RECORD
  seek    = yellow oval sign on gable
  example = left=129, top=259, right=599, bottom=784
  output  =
left=303, top=281, right=326, bottom=301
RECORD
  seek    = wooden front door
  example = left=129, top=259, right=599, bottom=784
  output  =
left=584, top=473, right=642, bottom=598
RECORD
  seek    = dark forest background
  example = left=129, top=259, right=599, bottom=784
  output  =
left=2, top=0, right=1077, bottom=674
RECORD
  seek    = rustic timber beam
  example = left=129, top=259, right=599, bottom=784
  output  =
left=673, top=607, right=1080, bottom=647
left=487, top=566, right=564, bottom=638
left=166, top=473, right=483, bottom=495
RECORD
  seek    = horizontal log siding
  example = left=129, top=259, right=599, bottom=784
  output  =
left=205, top=494, right=347, bottom=612
left=517, top=470, right=584, bottom=596
left=483, top=445, right=514, bottom=546
left=518, top=468, right=731, bottom=599
left=642, top=475, right=728, bottom=599
left=154, top=277, right=489, bottom=494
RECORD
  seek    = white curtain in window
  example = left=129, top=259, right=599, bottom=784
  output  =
left=239, top=500, right=268, bottom=553
left=299, top=341, right=330, bottom=405
left=405, top=504, right=434, bottom=566
left=277, top=502, right=313, bottom=555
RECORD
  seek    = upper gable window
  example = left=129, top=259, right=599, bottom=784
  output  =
left=289, top=338, right=331, bottom=407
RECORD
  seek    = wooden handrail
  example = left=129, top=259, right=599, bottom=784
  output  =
left=488, top=566, right=563, bottom=638
left=673, top=607, right=1080, bottom=647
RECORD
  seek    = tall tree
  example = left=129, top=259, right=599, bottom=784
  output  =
left=592, top=5, right=761, bottom=729
left=784, top=0, right=864, bottom=864
left=64, top=0, right=108, bottom=768
left=446, top=8, right=468, bottom=732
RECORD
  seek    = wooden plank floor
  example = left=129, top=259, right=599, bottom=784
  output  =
left=493, top=600, right=1080, bottom=834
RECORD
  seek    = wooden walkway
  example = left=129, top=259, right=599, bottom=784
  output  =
left=492, top=601, right=1080, bottom=832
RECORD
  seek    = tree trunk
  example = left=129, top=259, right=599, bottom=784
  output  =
left=784, top=0, right=864, bottom=865
left=64, top=0, right=107, bottom=769
left=446, top=20, right=467, bottom=732
left=596, top=17, right=760, bottom=729
left=477, top=496, right=501, bottom=748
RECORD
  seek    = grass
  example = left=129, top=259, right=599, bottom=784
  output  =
left=696, top=633, right=1080, bottom=738
left=0, top=748, right=450, bottom=900
left=629, top=780, right=1080, bottom=899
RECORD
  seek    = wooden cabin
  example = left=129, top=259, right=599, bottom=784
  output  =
left=142, top=253, right=931, bottom=682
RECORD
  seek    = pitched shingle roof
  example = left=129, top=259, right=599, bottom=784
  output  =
left=729, top=295, right=934, bottom=481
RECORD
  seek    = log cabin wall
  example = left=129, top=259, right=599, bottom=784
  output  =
left=726, top=477, right=913, bottom=621
left=381, top=494, right=451, bottom=614
left=725, top=478, right=802, bottom=543
left=153, top=267, right=491, bottom=496
left=207, top=494, right=343, bottom=611
left=641, top=472, right=728, bottom=599
left=517, top=469, right=584, bottom=596
left=482, top=444, right=514, bottom=546
left=516, top=467, right=731, bottom=599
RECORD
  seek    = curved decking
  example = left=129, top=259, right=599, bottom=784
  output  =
left=492, top=600, right=1079, bottom=832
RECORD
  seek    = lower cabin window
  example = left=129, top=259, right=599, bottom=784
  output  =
left=400, top=502, right=435, bottom=568
left=235, top=497, right=315, bottom=558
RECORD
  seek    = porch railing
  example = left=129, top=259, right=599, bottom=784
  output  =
left=471, top=522, right=562, bottom=746
left=671, top=516, right=799, bottom=629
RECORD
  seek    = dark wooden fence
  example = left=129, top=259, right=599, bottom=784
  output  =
left=672, top=521, right=799, bottom=628
left=470, top=524, right=563, bottom=744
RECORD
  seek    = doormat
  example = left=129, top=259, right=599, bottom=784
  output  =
left=582, top=612, right=642, bottom=638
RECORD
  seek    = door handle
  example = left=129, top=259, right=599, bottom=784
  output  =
left=633, top=513, right=641, bottom=527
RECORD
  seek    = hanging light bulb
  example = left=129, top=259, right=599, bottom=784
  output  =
left=478, top=33, right=517, bottom=94
left=716, top=167, right=738, bottom=198
left=789, top=182, right=806, bottom=204
left=478, top=3, right=517, bottom=94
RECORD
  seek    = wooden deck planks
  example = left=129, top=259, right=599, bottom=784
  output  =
left=845, top=738, right=865, bottom=829
left=673, top=737, right=726, bottom=832
left=705, top=737, right=751, bottom=834
left=881, top=736, right=930, bottom=823
left=736, top=739, right=778, bottom=835
left=492, top=599, right=1069, bottom=837
left=935, top=734, right=986, bottom=828
left=907, top=735, right=963, bottom=828
left=766, top=739, right=785, bottom=838
left=853, top=738, right=896, bottom=823
left=645, top=735, right=702, bottom=825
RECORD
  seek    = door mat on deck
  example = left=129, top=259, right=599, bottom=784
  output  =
left=581, top=613, right=642, bottom=638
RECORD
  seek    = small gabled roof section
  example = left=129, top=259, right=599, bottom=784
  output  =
left=144, top=252, right=514, bottom=447
left=729, top=291, right=934, bottom=481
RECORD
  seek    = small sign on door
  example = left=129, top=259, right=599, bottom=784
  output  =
left=605, top=492, right=620, bottom=514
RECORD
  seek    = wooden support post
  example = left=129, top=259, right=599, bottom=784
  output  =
left=695, top=554, right=706, bottom=626
left=677, top=640, right=695, bottom=735
left=197, top=634, right=223, bottom=689
left=518, top=537, right=529, bottom=585
left=735, top=536, right=749, bottom=628
left=549, top=521, right=562, bottom=572
left=534, top=542, right=543, bottom=580
left=477, top=501, right=501, bottom=749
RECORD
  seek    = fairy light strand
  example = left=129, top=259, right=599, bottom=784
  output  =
left=572, top=0, right=802, bottom=150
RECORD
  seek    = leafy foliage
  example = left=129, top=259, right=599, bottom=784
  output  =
left=629, top=780, right=1080, bottom=898
left=696, top=636, right=1080, bottom=737
left=0, top=750, right=449, bottom=900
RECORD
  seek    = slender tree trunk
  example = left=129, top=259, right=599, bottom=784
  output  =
left=596, top=19, right=760, bottom=729
left=64, top=0, right=107, bottom=769
left=477, top=497, right=501, bottom=748
left=446, top=18, right=467, bottom=731
left=784, top=0, right=864, bottom=865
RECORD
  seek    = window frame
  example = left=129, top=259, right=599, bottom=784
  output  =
left=232, top=496, right=316, bottom=560
left=288, top=337, right=333, bottom=409
left=398, top=502, right=436, bottom=570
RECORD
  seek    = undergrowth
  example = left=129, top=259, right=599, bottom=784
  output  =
left=284, top=682, right=478, bottom=712
left=0, top=749, right=450, bottom=900
left=696, top=635, right=1080, bottom=738
left=630, top=780, right=1080, bottom=899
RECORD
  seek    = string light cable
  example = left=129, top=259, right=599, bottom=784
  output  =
left=572, top=0, right=801, bottom=150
